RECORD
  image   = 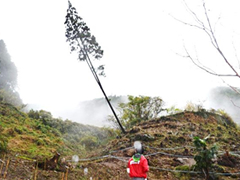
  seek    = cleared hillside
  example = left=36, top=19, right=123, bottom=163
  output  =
left=1, top=103, right=240, bottom=179
left=74, top=111, right=240, bottom=180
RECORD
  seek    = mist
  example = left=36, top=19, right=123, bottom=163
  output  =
left=207, top=87, right=240, bottom=124
left=58, top=96, right=128, bottom=127
left=26, top=96, right=128, bottom=127
left=25, top=87, right=240, bottom=127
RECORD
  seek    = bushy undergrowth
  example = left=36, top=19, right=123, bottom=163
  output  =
left=0, top=102, right=115, bottom=159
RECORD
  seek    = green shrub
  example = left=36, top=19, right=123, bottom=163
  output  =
left=175, top=165, right=191, bottom=180
left=193, top=135, right=217, bottom=180
left=80, top=135, right=98, bottom=150
left=166, top=105, right=182, bottom=115
left=108, top=95, right=165, bottom=130
left=216, top=109, right=236, bottom=128
left=7, top=128, right=15, bottom=136
left=28, top=146, right=38, bottom=154
left=0, top=135, right=8, bottom=153
left=36, top=138, right=46, bottom=146
left=14, top=126, right=24, bottom=134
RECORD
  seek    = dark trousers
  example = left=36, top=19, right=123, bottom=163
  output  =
left=132, top=178, right=145, bottom=180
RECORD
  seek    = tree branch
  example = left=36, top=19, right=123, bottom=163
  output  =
left=182, top=45, right=237, bottom=77
left=202, top=0, right=240, bottom=78
left=176, top=0, right=240, bottom=79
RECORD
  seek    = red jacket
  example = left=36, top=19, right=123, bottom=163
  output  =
left=128, top=154, right=149, bottom=178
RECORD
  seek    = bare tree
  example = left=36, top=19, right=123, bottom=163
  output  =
left=173, top=0, right=240, bottom=94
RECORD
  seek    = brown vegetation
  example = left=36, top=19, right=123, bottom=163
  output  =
left=1, top=111, right=240, bottom=179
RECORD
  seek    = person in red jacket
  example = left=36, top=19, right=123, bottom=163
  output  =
left=127, top=141, right=149, bottom=180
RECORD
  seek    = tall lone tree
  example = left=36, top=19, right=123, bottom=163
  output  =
left=64, top=1, right=125, bottom=133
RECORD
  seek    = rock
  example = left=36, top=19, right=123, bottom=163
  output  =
left=176, top=158, right=196, bottom=167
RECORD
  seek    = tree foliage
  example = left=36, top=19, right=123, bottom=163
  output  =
left=80, top=135, right=98, bottom=150
left=65, top=1, right=125, bottom=133
left=64, top=1, right=104, bottom=74
left=166, top=105, right=182, bottom=115
left=0, top=40, right=22, bottom=107
left=0, top=40, right=17, bottom=90
left=184, top=101, right=204, bottom=112
left=109, top=95, right=165, bottom=130
left=27, top=109, right=112, bottom=153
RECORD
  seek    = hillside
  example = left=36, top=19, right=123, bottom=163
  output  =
left=0, top=102, right=112, bottom=158
left=1, top=105, right=240, bottom=179
left=76, top=111, right=240, bottom=180
left=0, top=102, right=62, bottom=158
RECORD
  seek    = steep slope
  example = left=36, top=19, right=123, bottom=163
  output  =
left=76, top=111, right=240, bottom=180
left=1, top=106, right=240, bottom=179
left=0, top=102, right=112, bottom=158
left=0, top=102, right=63, bottom=158
left=0, top=101, right=115, bottom=179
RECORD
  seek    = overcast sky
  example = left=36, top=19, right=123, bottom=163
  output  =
left=0, top=0, right=240, bottom=124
